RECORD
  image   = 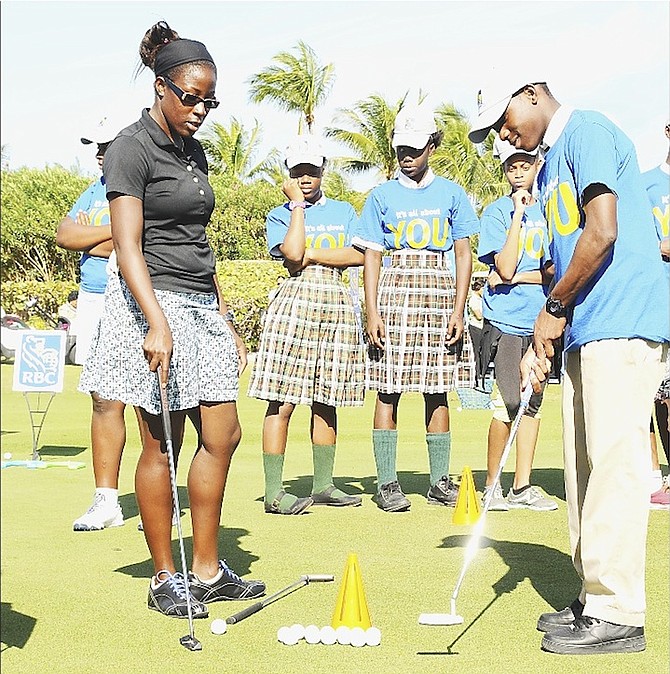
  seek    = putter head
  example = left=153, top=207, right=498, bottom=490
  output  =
left=418, top=612, right=464, bottom=626
left=180, top=635, right=202, bottom=651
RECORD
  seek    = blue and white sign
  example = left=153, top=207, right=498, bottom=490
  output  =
left=12, top=331, right=66, bottom=392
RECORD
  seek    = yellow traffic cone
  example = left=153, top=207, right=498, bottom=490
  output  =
left=331, top=553, right=372, bottom=629
left=452, top=466, right=480, bottom=525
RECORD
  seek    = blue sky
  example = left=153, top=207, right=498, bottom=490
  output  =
left=1, top=0, right=668, bottom=189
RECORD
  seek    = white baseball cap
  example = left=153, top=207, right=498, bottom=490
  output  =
left=80, top=115, right=125, bottom=145
left=284, top=134, right=326, bottom=169
left=468, top=71, right=546, bottom=144
left=493, top=136, right=539, bottom=164
left=392, top=104, right=437, bottom=149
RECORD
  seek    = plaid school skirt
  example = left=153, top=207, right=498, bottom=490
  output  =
left=248, top=265, right=365, bottom=407
left=79, top=273, right=239, bottom=416
left=367, top=250, right=476, bottom=394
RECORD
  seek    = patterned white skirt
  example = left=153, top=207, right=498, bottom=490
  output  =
left=79, top=273, right=239, bottom=415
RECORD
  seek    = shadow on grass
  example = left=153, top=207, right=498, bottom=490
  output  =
left=0, top=602, right=36, bottom=652
left=37, top=445, right=86, bottom=458
left=270, top=468, right=566, bottom=501
left=417, top=534, right=577, bottom=656
left=1, top=430, right=19, bottom=436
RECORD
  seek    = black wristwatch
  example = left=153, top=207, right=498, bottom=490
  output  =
left=545, top=295, right=568, bottom=318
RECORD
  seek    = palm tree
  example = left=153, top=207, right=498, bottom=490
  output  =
left=200, top=119, right=279, bottom=182
left=248, top=41, right=335, bottom=133
left=431, top=103, right=506, bottom=213
left=325, top=93, right=407, bottom=182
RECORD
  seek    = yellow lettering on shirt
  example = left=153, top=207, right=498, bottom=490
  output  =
left=89, top=206, right=110, bottom=227
left=545, top=182, right=580, bottom=241
left=406, top=218, right=431, bottom=248
left=652, top=205, right=670, bottom=238
left=521, top=226, right=545, bottom=260
left=306, top=233, right=346, bottom=249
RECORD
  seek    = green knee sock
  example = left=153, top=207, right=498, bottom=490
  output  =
left=263, top=452, right=286, bottom=503
left=426, top=432, right=451, bottom=486
left=312, top=444, right=337, bottom=494
left=373, top=429, right=398, bottom=487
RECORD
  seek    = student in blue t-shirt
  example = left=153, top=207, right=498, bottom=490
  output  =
left=478, top=137, right=556, bottom=513
left=470, top=75, right=669, bottom=655
left=352, top=103, right=479, bottom=513
left=642, top=119, right=670, bottom=506
left=248, top=135, right=365, bottom=515
left=56, top=119, right=131, bottom=533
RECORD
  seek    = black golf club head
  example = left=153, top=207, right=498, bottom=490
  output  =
left=180, top=635, right=202, bottom=651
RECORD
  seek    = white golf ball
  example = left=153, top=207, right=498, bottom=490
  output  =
left=319, top=625, right=337, bottom=645
left=3, top=453, right=11, bottom=460
left=290, top=624, right=305, bottom=641
left=277, top=626, right=299, bottom=646
left=210, top=618, right=227, bottom=635
left=350, top=627, right=366, bottom=647
left=457, top=407, right=463, bottom=413
left=304, top=624, right=320, bottom=644
left=335, top=625, right=351, bottom=645
left=365, top=626, right=382, bottom=647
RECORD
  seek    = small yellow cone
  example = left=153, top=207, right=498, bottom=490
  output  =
left=452, top=466, right=481, bottom=525
left=331, top=553, right=372, bottom=629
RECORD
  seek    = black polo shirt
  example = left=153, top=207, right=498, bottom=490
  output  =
left=103, top=109, right=217, bottom=294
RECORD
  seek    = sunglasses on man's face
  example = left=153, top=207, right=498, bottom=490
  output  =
left=163, top=76, right=220, bottom=110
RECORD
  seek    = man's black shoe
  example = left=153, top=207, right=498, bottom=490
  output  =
left=541, top=616, right=645, bottom=654
left=537, top=598, right=584, bottom=632
left=372, top=481, right=410, bottom=512
left=188, top=560, right=266, bottom=603
left=147, top=570, right=209, bottom=619
left=426, top=475, right=459, bottom=506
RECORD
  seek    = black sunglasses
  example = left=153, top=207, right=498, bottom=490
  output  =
left=163, top=77, right=219, bottom=110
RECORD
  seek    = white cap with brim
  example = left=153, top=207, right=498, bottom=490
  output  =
left=285, top=134, right=326, bottom=169
left=468, top=73, right=545, bottom=144
left=80, top=115, right=125, bottom=145
left=493, top=136, right=539, bottom=164
left=392, top=104, right=437, bottom=149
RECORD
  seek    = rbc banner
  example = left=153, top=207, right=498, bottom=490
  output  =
left=12, top=331, right=66, bottom=393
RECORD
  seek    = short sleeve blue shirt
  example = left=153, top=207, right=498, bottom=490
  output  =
left=67, top=176, right=110, bottom=294
left=538, top=109, right=669, bottom=350
left=478, top=196, right=549, bottom=335
left=642, top=164, right=670, bottom=282
left=351, top=176, right=479, bottom=252
left=265, top=197, right=358, bottom=259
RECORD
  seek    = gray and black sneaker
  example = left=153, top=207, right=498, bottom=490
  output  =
left=372, top=481, right=411, bottom=512
left=147, top=569, right=209, bottom=619
left=427, top=475, right=459, bottom=506
left=188, top=559, right=266, bottom=603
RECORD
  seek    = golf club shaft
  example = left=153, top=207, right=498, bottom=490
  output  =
left=226, top=574, right=335, bottom=624
left=451, top=383, right=534, bottom=604
left=157, top=369, right=197, bottom=645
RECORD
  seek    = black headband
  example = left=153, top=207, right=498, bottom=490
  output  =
left=154, top=39, right=215, bottom=76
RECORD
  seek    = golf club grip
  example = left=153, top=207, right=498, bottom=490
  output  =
left=226, top=602, right=264, bottom=624
left=305, top=574, right=335, bottom=583
left=156, top=367, right=173, bottom=439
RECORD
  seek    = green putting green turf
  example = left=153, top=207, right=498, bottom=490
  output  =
left=1, top=363, right=668, bottom=673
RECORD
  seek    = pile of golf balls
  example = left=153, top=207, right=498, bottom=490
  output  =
left=277, top=624, right=381, bottom=647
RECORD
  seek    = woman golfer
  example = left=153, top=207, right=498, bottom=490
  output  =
left=352, top=103, right=479, bottom=512
left=80, top=21, right=264, bottom=618
left=248, top=135, right=365, bottom=514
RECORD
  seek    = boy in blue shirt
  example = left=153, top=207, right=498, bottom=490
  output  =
left=478, top=137, right=556, bottom=513
left=469, top=75, right=668, bottom=655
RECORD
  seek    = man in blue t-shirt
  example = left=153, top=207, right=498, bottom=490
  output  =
left=469, top=75, right=669, bottom=655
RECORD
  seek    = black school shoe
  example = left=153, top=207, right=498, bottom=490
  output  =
left=537, top=599, right=584, bottom=632
left=372, top=481, right=411, bottom=512
left=541, top=616, right=645, bottom=655
left=426, top=475, right=459, bottom=506
left=188, top=560, right=266, bottom=603
left=311, top=485, right=362, bottom=507
left=147, top=570, right=209, bottom=619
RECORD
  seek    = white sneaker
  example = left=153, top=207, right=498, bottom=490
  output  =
left=73, top=493, right=124, bottom=531
left=482, top=483, right=509, bottom=511
left=507, top=485, right=558, bottom=511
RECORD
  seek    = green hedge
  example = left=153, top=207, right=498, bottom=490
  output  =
left=1, top=261, right=288, bottom=350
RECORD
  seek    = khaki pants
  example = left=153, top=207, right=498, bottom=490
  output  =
left=563, top=338, right=666, bottom=626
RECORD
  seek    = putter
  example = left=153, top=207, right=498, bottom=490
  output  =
left=156, top=368, right=202, bottom=652
left=419, top=382, right=535, bottom=627
left=225, top=574, right=335, bottom=625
